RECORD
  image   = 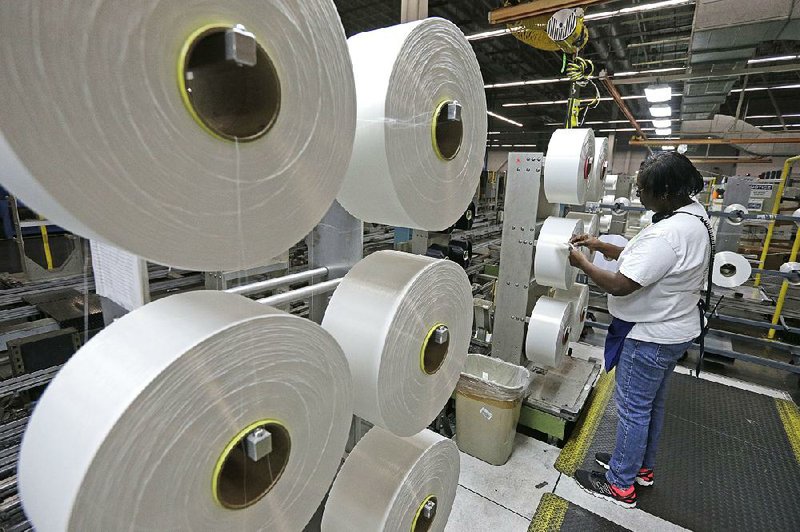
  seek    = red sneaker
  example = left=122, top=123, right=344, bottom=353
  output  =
left=575, top=469, right=637, bottom=509
left=595, top=452, right=655, bottom=486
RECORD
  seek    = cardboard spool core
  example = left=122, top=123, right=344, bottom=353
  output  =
left=181, top=26, right=280, bottom=141
left=213, top=421, right=290, bottom=509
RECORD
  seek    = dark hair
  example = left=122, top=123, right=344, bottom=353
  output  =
left=638, top=151, right=704, bottom=198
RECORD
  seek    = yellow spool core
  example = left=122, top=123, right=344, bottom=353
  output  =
left=420, top=323, right=450, bottom=375
left=431, top=100, right=463, bottom=161
left=411, top=495, right=438, bottom=532
left=212, top=419, right=291, bottom=509
left=178, top=25, right=281, bottom=142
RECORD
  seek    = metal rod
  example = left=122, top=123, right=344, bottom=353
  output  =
left=600, top=74, right=650, bottom=141
left=256, top=278, right=342, bottom=307
left=224, top=267, right=329, bottom=296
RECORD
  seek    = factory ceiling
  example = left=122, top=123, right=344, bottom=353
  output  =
left=333, top=0, right=800, bottom=158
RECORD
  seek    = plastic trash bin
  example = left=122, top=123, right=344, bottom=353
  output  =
left=455, top=354, right=531, bottom=465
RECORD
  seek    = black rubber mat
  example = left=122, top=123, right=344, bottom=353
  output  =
left=568, top=372, right=800, bottom=532
left=529, top=493, right=629, bottom=532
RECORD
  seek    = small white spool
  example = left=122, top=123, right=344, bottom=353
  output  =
left=534, top=216, right=584, bottom=290
left=525, top=296, right=573, bottom=368
left=712, top=252, right=752, bottom=288
left=724, top=204, right=749, bottom=226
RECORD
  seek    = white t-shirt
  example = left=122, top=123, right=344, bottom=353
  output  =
left=608, top=201, right=710, bottom=344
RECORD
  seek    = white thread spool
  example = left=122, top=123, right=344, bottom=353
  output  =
left=543, top=128, right=595, bottom=205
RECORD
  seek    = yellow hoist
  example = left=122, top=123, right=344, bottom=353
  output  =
left=506, top=4, right=600, bottom=128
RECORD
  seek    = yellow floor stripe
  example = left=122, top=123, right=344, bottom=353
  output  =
left=528, top=493, right=569, bottom=532
left=554, top=370, right=615, bottom=476
left=775, top=398, right=800, bottom=464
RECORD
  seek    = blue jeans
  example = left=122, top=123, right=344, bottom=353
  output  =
left=606, top=338, right=693, bottom=489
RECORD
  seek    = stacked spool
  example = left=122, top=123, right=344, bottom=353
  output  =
left=321, top=250, right=470, bottom=530
left=7, top=6, right=488, bottom=531
left=529, top=216, right=584, bottom=368
left=317, top=17, right=487, bottom=527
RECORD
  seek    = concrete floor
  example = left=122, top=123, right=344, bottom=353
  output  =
left=444, top=341, right=793, bottom=532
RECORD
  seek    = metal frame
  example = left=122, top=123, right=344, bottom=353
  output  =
left=493, top=152, right=542, bottom=364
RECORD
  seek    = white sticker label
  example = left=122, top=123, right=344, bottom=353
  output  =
left=749, top=183, right=773, bottom=199
left=482, top=371, right=489, bottom=380
left=480, top=407, right=493, bottom=421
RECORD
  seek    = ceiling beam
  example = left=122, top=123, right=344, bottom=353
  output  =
left=601, top=76, right=650, bottom=140
left=689, top=157, right=772, bottom=164
left=489, top=0, right=608, bottom=24
left=631, top=137, right=800, bottom=146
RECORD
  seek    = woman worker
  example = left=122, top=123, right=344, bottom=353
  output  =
left=567, top=151, right=712, bottom=508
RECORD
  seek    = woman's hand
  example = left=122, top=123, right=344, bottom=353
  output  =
left=570, top=233, right=602, bottom=251
left=568, top=245, right=588, bottom=269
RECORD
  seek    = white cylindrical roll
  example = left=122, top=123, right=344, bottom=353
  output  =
left=322, top=428, right=459, bottom=532
left=793, top=208, right=800, bottom=227
left=604, top=174, right=618, bottom=193
left=566, top=212, right=599, bottom=260
left=544, top=128, right=595, bottom=205
left=535, top=217, right=584, bottom=290
left=526, top=296, right=574, bottom=368
left=712, top=251, right=752, bottom=287
left=322, top=250, right=472, bottom=436
left=338, top=18, right=487, bottom=230
left=587, top=138, right=609, bottom=202
left=612, top=197, right=632, bottom=216
left=602, top=193, right=615, bottom=207
left=18, top=291, right=353, bottom=531
left=553, top=283, right=589, bottom=338
left=724, top=204, right=749, bottom=226
left=0, top=2, right=356, bottom=271
left=780, top=262, right=800, bottom=286
left=599, top=215, right=613, bottom=233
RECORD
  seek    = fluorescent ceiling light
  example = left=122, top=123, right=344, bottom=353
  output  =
left=487, top=131, right=502, bottom=135
left=484, top=77, right=569, bottom=89
left=748, top=55, right=798, bottom=64
left=487, top=111, right=523, bottom=127
left=652, top=119, right=672, bottom=128
left=645, top=84, right=672, bottom=103
left=649, top=104, right=672, bottom=117
left=655, top=128, right=673, bottom=135
left=661, top=145, right=676, bottom=150
left=585, top=0, right=695, bottom=21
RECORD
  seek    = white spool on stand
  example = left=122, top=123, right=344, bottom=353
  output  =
left=0, top=1, right=357, bottom=271
left=534, top=216, right=584, bottom=290
left=322, top=250, right=472, bottom=436
left=338, top=18, right=487, bottom=230
left=525, top=296, right=573, bottom=368
left=18, top=291, right=353, bottom=531
left=543, top=128, right=595, bottom=205
left=322, top=428, right=459, bottom=532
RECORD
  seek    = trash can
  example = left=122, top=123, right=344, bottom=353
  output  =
left=455, top=354, right=531, bottom=465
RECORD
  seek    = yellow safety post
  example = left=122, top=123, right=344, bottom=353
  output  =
left=754, top=154, right=800, bottom=287
left=39, top=218, right=54, bottom=271
left=767, top=227, right=800, bottom=339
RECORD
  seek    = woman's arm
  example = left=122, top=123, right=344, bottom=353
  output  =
left=568, top=248, right=641, bottom=296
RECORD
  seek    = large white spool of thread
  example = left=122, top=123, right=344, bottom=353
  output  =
left=599, top=214, right=613, bottom=233
left=535, top=216, right=584, bottom=290
left=712, top=251, right=752, bottom=287
left=321, top=428, right=459, bottom=532
left=338, top=18, right=487, bottom=230
left=18, top=291, right=353, bottom=531
left=587, top=137, right=609, bottom=202
left=0, top=1, right=356, bottom=271
left=566, top=212, right=599, bottom=260
left=544, top=128, right=595, bottom=205
left=526, top=296, right=573, bottom=368
left=604, top=175, right=619, bottom=193
left=553, top=283, right=589, bottom=339
left=322, top=250, right=472, bottom=436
